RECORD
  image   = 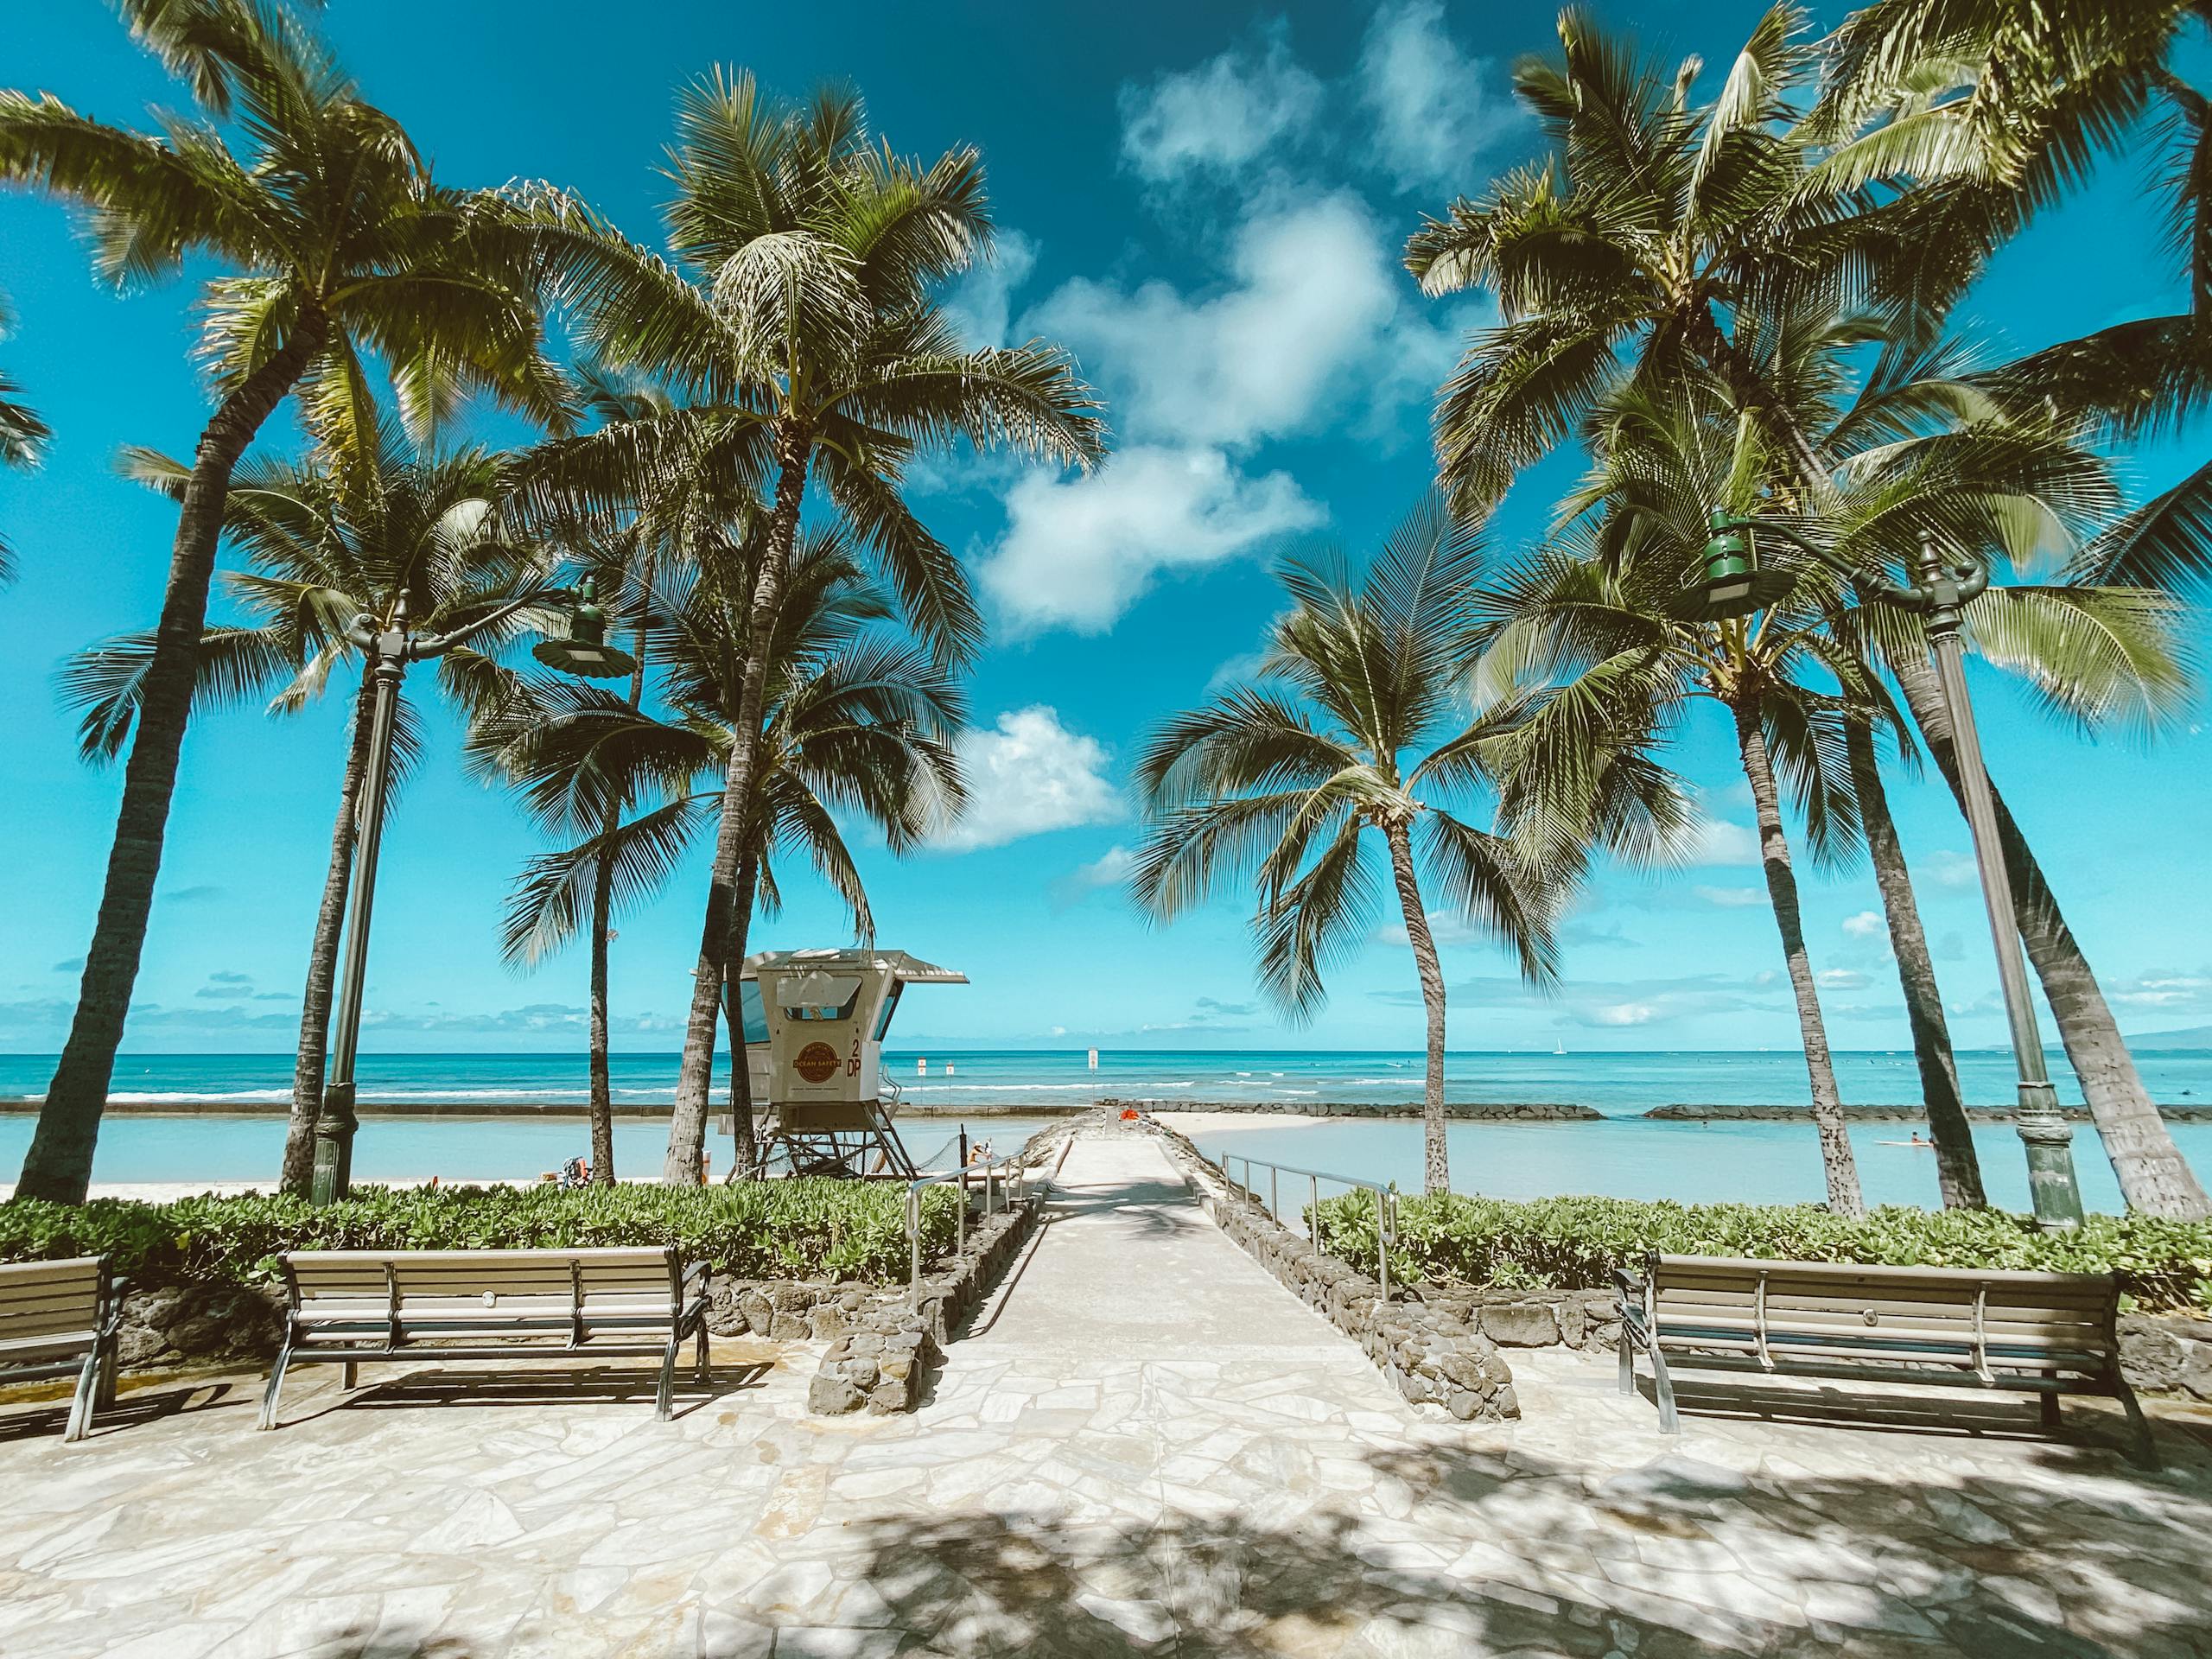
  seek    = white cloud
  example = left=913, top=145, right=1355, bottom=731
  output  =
left=1033, top=194, right=1417, bottom=450
left=944, top=231, right=1039, bottom=349
left=1817, top=968, right=1871, bottom=990
left=980, top=446, right=1323, bottom=635
left=1051, top=844, right=1136, bottom=909
left=1355, top=0, right=1529, bottom=189
left=1926, top=849, right=1981, bottom=890
left=1677, top=818, right=1763, bottom=867
left=1118, top=27, right=1323, bottom=182
left=2107, top=970, right=2212, bottom=1011
left=1691, top=886, right=1767, bottom=910
left=1591, top=1001, right=1658, bottom=1027
left=1842, top=911, right=1886, bottom=939
left=934, top=707, right=1122, bottom=851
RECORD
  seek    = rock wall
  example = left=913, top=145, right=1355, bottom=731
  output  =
left=808, top=1192, right=1046, bottom=1415
left=2120, top=1313, right=2212, bottom=1402
left=1106, top=1098, right=1601, bottom=1122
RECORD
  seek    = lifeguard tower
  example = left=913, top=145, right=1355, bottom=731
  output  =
left=734, top=948, right=967, bottom=1179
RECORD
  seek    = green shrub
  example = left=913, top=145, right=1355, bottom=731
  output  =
left=1312, top=1192, right=2212, bottom=1315
left=0, top=1180, right=963, bottom=1287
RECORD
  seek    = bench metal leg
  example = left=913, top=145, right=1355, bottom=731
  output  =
left=1618, top=1327, right=1635, bottom=1396
left=63, top=1349, right=100, bottom=1443
left=2038, top=1391, right=2062, bottom=1431
left=257, top=1339, right=294, bottom=1431
left=94, top=1336, right=119, bottom=1412
left=340, top=1361, right=359, bottom=1391
left=2111, top=1375, right=2160, bottom=1471
left=694, top=1322, right=710, bottom=1385
left=655, top=1332, right=681, bottom=1421
left=1649, top=1344, right=1680, bottom=1435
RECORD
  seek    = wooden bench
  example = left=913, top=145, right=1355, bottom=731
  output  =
left=1614, top=1251, right=2157, bottom=1467
left=1, top=1256, right=125, bottom=1443
left=258, top=1246, right=711, bottom=1429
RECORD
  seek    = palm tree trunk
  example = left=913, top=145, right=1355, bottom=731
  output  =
left=719, top=847, right=761, bottom=1180
left=1847, top=715, right=1985, bottom=1208
left=1733, top=698, right=1866, bottom=1216
left=664, top=427, right=807, bottom=1185
left=1891, top=650, right=2209, bottom=1217
left=585, top=588, right=654, bottom=1189
left=1383, top=818, right=1452, bottom=1195
left=18, top=314, right=327, bottom=1205
left=279, top=666, right=377, bottom=1195
left=586, top=827, right=617, bottom=1186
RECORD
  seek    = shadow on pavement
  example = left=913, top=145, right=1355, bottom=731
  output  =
left=296, top=1431, right=2212, bottom=1657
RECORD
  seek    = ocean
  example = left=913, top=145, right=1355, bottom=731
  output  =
left=3, top=1047, right=2209, bottom=1211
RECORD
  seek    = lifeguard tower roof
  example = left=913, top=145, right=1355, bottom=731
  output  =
left=741, top=948, right=967, bottom=985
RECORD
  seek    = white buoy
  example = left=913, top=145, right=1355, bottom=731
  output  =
left=1087, top=1046, right=1099, bottom=1071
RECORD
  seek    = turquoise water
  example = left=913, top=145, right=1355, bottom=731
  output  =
left=1197, top=1117, right=2212, bottom=1216
left=5, top=1046, right=2209, bottom=1111
left=0, top=1111, right=1061, bottom=1186
left=2, top=1047, right=2208, bottom=1206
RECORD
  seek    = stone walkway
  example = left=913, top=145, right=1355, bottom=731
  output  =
left=3, top=1129, right=2210, bottom=1656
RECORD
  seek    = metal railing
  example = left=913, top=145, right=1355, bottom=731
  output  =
left=904, top=1154, right=1033, bottom=1308
left=1211, top=1150, right=1399, bottom=1305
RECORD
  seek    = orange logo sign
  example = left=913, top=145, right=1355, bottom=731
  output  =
left=794, top=1041, right=841, bottom=1084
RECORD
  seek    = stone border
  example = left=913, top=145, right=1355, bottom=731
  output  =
left=1107, top=1097, right=1599, bottom=1121
left=1142, top=1121, right=1518, bottom=1423
left=806, top=1120, right=1077, bottom=1415
left=807, top=1192, right=1046, bottom=1414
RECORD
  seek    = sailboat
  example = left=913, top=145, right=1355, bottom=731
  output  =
left=1554, top=1038, right=1566, bottom=1057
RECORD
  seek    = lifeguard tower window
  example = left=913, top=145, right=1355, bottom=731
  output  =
left=739, top=980, right=769, bottom=1047
left=784, top=973, right=862, bottom=1022
left=871, top=982, right=904, bottom=1042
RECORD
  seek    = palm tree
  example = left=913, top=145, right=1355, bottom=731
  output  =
left=509, top=72, right=1104, bottom=1182
left=60, top=425, right=555, bottom=1194
left=477, top=531, right=963, bottom=1179
left=1815, top=2, right=2212, bottom=474
left=0, top=0, right=563, bottom=1203
left=1509, top=365, right=2194, bottom=1213
left=1484, top=404, right=1877, bottom=1213
left=1406, top=6, right=2211, bottom=1217
left=0, top=285, right=49, bottom=585
left=1134, top=498, right=1681, bottom=1195
left=1404, top=4, right=1966, bottom=516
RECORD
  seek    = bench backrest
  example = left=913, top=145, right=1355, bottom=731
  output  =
left=0, top=1256, right=111, bottom=1357
left=280, top=1247, right=685, bottom=1324
left=1645, top=1252, right=2119, bottom=1377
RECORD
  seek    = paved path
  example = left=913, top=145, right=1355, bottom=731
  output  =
left=2, top=1128, right=2210, bottom=1656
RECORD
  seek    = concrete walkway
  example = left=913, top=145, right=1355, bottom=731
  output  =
left=965, top=1132, right=1378, bottom=1363
left=2, top=1127, right=2209, bottom=1656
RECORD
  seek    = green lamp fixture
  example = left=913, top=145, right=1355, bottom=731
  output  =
left=1666, top=509, right=1801, bottom=620
left=532, top=575, right=638, bottom=679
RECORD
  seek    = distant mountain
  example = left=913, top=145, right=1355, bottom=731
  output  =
left=2131, top=1025, right=2212, bottom=1050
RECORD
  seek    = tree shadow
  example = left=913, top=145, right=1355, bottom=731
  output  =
left=293, top=1429, right=2212, bottom=1657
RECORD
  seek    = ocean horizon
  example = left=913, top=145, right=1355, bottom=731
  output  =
left=3, top=1046, right=2208, bottom=1113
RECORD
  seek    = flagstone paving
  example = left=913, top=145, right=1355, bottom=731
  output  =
left=3, top=1130, right=2210, bottom=1656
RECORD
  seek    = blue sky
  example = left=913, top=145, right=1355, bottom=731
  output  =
left=1, top=0, right=2208, bottom=1056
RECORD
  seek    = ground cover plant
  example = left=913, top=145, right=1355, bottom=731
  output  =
left=1313, top=1191, right=2212, bottom=1316
left=0, top=1179, right=962, bottom=1287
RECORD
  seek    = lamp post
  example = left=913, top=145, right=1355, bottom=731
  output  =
left=309, top=579, right=637, bottom=1205
left=1671, top=511, right=2084, bottom=1230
